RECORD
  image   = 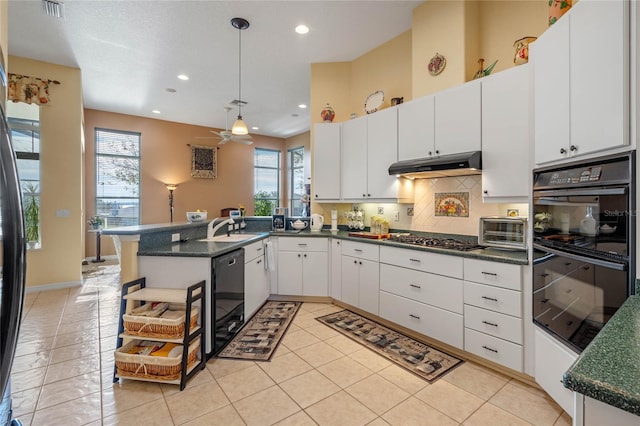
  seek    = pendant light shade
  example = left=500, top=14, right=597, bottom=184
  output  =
left=231, top=17, right=250, bottom=136
left=232, top=116, right=248, bottom=135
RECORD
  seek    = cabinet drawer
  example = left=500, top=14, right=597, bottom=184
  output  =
left=380, top=264, right=462, bottom=314
left=464, top=281, right=522, bottom=317
left=278, top=237, right=328, bottom=252
left=380, top=245, right=463, bottom=279
left=341, top=240, right=379, bottom=261
left=464, top=328, right=523, bottom=372
left=379, top=290, right=463, bottom=349
left=463, top=258, right=521, bottom=291
left=244, top=240, right=265, bottom=262
left=464, top=304, right=523, bottom=344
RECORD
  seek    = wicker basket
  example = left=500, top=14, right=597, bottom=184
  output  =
left=123, top=306, right=199, bottom=339
left=115, top=338, right=200, bottom=381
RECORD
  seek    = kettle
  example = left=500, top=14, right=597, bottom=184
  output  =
left=310, top=214, right=324, bottom=231
left=290, top=219, right=307, bottom=230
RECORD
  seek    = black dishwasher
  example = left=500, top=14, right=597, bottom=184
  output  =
left=212, top=248, right=245, bottom=355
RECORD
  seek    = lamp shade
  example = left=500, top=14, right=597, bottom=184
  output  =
left=232, top=116, right=249, bottom=135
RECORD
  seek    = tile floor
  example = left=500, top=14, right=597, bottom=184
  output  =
left=10, top=262, right=572, bottom=426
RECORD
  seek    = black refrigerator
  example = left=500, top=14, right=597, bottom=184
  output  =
left=0, top=46, right=27, bottom=426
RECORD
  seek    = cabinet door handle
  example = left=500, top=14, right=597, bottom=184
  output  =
left=304, top=254, right=307, bottom=258
left=337, top=241, right=340, bottom=245
left=483, top=190, right=488, bottom=194
left=315, top=194, right=318, bottom=198
left=540, top=273, right=549, bottom=277
left=482, top=345, right=498, bottom=353
left=482, top=296, right=498, bottom=302
left=367, top=194, right=371, bottom=197
left=570, top=145, right=578, bottom=152
left=560, top=148, right=567, bottom=154
left=428, top=151, right=433, bottom=156
left=298, top=253, right=301, bottom=258
left=482, top=320, right=498, bottom=327
left=359, top=261, right=362, bottom=265
left=298, top=243, right=308, bottom=247
left=409, top=314, right=420, bottom=320
left=435, top=150, right=440, bottom=155
left=481, top=272, right=497, bottom=276
left=409, top=284, right=421, bottom=289
left=409, top=258, right=421, bottom=263
left=362, top=193, right=366, bottom=197
left=257, top=259, right=262, bottom=264
left=256, top=247, right=263, bottom=252
left=354, top=249, right=363, bottom=252
left=228, top=259, right=236, bottom=266
left=354, top=260, right=357, bottom=264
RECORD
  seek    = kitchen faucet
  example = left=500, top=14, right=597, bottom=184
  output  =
left=207, top=217, right=235, bottom=239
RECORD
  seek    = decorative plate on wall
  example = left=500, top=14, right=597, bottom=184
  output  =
left=364, top=90, right=384, bottom=114
left=428, top=53, right=446, bottom=76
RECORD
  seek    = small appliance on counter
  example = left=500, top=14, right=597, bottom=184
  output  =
left=479, top=216, right=527, bottom=250
left=272, top=207, right=288, bottom=231
left=330, top=209, right=338, bottom=231
left=310, top=214, right=324, bottom=231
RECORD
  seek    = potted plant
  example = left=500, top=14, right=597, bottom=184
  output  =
left=23, top=182, right=39, bottom=248
left=88, top=215, right=104, bottom=229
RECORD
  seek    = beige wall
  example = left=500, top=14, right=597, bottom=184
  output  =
left=83, top=109, right=286, bottom=257
left=9, top=56, right=84, bottom=288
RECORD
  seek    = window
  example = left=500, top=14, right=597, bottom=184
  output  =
left=254, top=148, right=280, bottom=216
left=95, top=129, right=141, bottom=227
left=7, top=103, right=41, bottom=247
left=288, top=147, right=306, bottom=216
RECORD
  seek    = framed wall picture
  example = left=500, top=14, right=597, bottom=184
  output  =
left=191, top=145, right=217, bottom=179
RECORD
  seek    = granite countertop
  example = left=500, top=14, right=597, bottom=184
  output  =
left=137, top=232, right=270, bottom=257
left=135, top=227, right=528, bottom=265
left=563, top=295, right=640, bottom=416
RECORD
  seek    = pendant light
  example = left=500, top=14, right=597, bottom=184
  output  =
left=231, top=17, right=249, bottom=136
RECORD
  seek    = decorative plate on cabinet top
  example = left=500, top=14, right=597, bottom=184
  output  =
left=428, top=53, right=446, bottom=76
left=364, top=90, right=384, bottom=114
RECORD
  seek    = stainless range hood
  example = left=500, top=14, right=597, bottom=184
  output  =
left=388, top=151, right=482, bottom=179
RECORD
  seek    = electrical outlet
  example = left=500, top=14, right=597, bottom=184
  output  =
left=393, top=211, right=400, bottom=222
left=171, top=233, right=180, bottom=242
left=378, top=207, right=384, bottom=214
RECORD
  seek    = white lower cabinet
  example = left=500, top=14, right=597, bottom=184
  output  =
left=277, top=237, right=329, bottom=297
left=464, top=328, right=523, bottom=372
left=379, top=291, right=463, bottom=349
left=463, top=258, right=524, bottom=372
left=340, top=241, right=380, bottom=314
left=244, top=239, right=269, bottom=319
left=580, top=395, right=640, bottom=426
left=378, top=245, right=464, bottom=349
left=330, top=239, right=342, bottom=300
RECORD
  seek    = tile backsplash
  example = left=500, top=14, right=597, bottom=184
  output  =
left=348, top=175, right=528, bottom=237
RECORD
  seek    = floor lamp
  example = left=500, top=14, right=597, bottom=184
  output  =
left=166, top=184, right=177, bottom=222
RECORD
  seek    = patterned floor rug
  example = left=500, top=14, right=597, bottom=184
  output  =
left=216, top=301, right=302, bottom=361
left=316, top=309, right=463, bottom=383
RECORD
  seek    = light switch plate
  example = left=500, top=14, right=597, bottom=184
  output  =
left=393, top=211, right=399, bottom=222
left=56, top=209, right=70, bottom=217
left=171, top=233, right=180, bottom=242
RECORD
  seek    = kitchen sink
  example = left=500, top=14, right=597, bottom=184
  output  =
left=199, top=233, right=260, bottom=243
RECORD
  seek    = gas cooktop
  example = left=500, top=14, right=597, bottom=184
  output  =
left=388, top=234, right=483, bottom=252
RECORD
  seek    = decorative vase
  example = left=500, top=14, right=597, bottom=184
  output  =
left=513, top=36, right=537, bottom=65
left=320, top=103, right=335, bottom=123
left=548, top=0, right=572, bottom=26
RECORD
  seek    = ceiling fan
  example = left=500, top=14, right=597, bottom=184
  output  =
left=210, top=107, right=253, bottom=145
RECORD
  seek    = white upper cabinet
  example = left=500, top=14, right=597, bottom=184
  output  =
left=341, top=116, right=368, bottom=199
left=434, top=79, right=482, bottom=156
left=367, top=107, right=400, bottom=199
left=569, top=0, right=628, bottom=156
left=397, top=95, right=435, bottom=161
left=481, top=64, right=532, bottom=200
left=313, top=123, right=341, bottom=201
left=341, top=110, right=413, bottom=202
left=533, top=16, right=570, bottom=164
left=534, top=0, right=629, bottom=165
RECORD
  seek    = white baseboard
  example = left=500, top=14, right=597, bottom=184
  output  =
left=25, top=280, right=82, bottom=293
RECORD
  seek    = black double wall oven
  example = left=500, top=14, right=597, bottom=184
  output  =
left=532, top=153, right=635, bottom=353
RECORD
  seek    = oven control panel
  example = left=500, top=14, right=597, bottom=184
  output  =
left=548, top=166, right=602, bottom=186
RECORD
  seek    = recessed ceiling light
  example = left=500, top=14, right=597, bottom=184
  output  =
left=177, top=74, right=189, bottom=81
left=298, top=104, right=307, bottom=109
left=166, top=88, right=177, bottom=93
left=251, top=126, right=259, bottom=130
left=152, top=110, right=161, bottom=114
left=295, top=24, right=309, bottom=34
